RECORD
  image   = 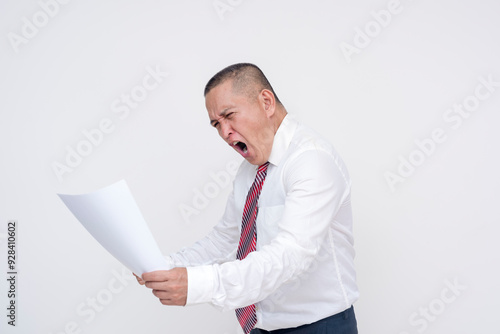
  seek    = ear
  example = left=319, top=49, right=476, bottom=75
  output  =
left=259, top=89, right=276, bottom=118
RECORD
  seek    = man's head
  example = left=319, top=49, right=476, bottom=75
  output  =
left=204, top=63, right=286, bottom=166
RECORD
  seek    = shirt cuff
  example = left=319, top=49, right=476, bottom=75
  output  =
left=186, top=265, right=214, bottom=305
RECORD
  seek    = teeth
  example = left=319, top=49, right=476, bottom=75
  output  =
left=231, top=141, right=248, bottom=154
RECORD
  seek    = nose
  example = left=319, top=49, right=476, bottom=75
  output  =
left=219, top=120, right=232, bottom=140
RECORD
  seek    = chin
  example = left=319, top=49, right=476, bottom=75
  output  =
left=247, top=158, right=265, bottom=166
left=244, top=157, right=258, bottom=165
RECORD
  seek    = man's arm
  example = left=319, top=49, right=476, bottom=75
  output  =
left=143, top=148, right=350, bottom=309
left=136, top=174, right=241, bottom=301
left=166, top=184, right=241, bottom=267
left=204, top=149, right=350, bottom=309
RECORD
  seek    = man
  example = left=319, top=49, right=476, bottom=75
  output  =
left=136, top=63, right=359, bottom=333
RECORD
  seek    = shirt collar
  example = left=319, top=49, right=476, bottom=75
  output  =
left=267, top=114, right=298, bottom=167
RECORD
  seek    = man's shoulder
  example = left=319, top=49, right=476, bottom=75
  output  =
left=290, top=119, right=337, bottom=155
left=287, top=120, right=351, bottom=184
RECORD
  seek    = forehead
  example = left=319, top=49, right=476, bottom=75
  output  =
left=206, top=79, right=235, bottom=101
left=206, top=80, right=246, bottom=112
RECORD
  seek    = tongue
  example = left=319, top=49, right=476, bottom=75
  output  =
left=237, top=142, right=247, bottom=153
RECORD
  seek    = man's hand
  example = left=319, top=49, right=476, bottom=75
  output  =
left=140, top=268, right=188, bottom=306
left=134, top=273, right=145, bottom=285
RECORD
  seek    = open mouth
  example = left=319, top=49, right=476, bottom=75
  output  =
left=232, top=141, right=248, bottom=154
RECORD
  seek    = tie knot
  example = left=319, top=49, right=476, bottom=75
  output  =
left=257, top=162, right=270, bottom=175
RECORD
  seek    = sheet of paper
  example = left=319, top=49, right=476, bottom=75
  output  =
left=57, top=180, right=169, bottom=276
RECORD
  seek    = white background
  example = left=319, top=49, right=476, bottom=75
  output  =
left=1, top=0, right=499, bottom=333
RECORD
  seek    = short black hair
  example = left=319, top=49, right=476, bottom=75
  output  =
left=204, top=63, right=282, bottom=105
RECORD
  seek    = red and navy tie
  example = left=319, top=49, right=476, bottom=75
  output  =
left=235, top=162, right=270, bottom=334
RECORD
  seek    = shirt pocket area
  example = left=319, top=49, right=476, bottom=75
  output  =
left=256, top=204, right=284, bottom=248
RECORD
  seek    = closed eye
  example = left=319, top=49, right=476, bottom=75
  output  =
left=210, top=109, right=236, bottom=128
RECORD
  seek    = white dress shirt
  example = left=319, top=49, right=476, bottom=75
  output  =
left=166, top=114, right=359, bottom=331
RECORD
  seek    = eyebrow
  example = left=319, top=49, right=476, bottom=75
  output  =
left=210, top=107, right=234, bottom=126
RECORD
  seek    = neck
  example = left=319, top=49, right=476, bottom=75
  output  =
left=273, top=106, right=287, bottom=133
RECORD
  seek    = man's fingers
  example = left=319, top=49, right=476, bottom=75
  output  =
left=145, top=281, right=168, bottom=290
left=140, top=268, right=188, bottom=306
left=133, top=273, right=145, bottom=285
left=159, top=298, right=184, bottom=306
left=142, top=270, right=171, bottom=282
left=152, top=290, right=186, bottom=306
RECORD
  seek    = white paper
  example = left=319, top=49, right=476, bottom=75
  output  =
left=57, top=180, right=169, bottom=276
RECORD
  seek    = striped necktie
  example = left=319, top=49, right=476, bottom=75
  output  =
left=235, top=162, right=270, bottom=334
